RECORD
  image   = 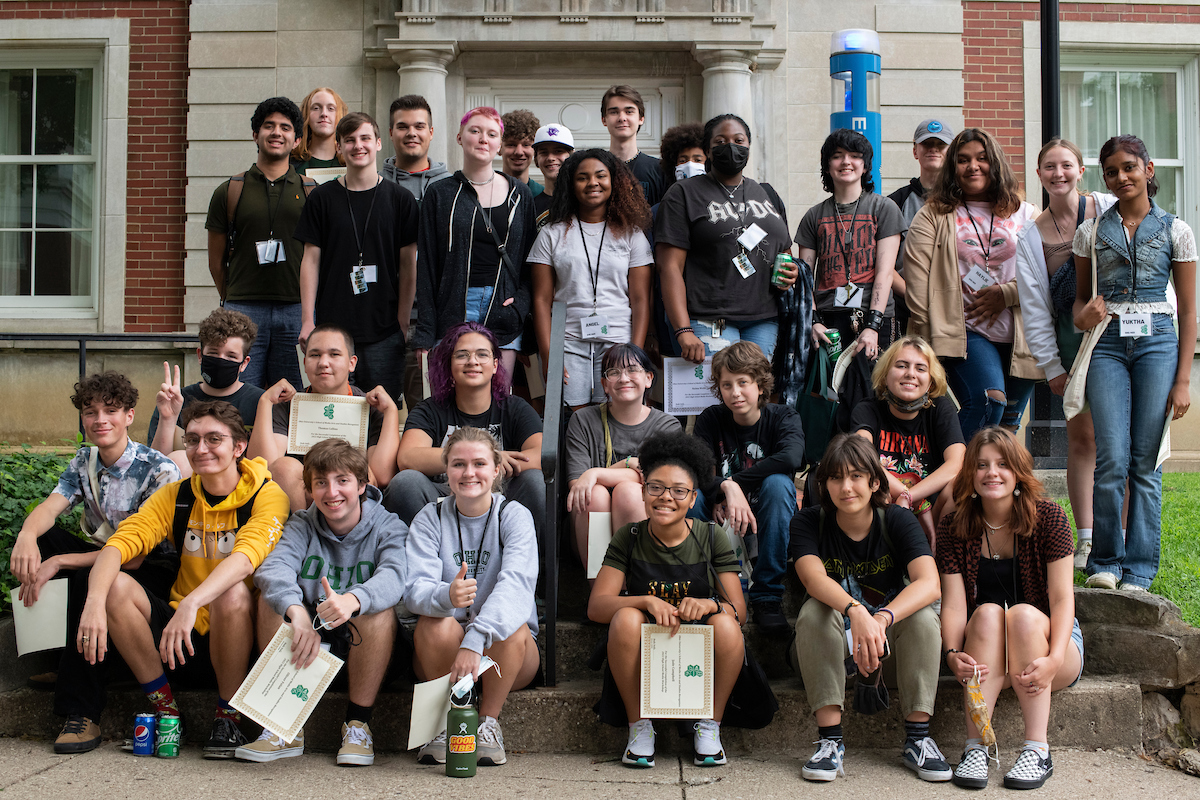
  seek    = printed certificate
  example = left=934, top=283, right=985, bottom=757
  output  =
left=9, top=578, right=68, bottom=656
left=231, top=623, right=343, bottom=743
left=639, top=623, right=714, bottom=719
left=303, top=166, right=346, bottom=185
left=663, top=357, right=720, bottom=416
left=287, top=392, right=369, bottom=455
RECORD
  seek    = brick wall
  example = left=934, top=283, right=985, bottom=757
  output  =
left=963, top=2, right=1200, bottom=181
left=0, top=1, right=189, bottom=332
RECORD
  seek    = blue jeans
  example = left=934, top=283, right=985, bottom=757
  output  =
left=1085, top=315, right=1177, bottom=589
left=465, top=286, right=522, bottom=351
left=690, top=472, right=796, bottom=603
left=691, top=318, right=779, bottom=360
left=941, top=331, right=1036, bottom=440
left=222, top=300, right=303, bottom=389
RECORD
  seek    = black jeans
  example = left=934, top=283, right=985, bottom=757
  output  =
left=351, top=330, right=406, bottom=405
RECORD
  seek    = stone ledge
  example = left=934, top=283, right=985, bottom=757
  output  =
left=1076, top=589, right=1200, bottom=689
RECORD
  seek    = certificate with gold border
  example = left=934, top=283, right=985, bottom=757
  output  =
left=303, top=166, right=346, bottom=185
left=287, top=392, right=369, bottom=455
left=639, top=623, right=714, bottom=719
left=231, top=623, right=343, bottom=743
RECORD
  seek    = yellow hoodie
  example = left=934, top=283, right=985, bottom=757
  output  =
left=106, top=456, right=289, bottom=635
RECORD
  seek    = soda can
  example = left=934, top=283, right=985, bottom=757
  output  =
left=771, top=253, right=793, bottom=288
left=133, top=713, right=157, bottom=756
left=825, top=329, right=843, bottom=362
left=155, top=714, right=182, bottom=758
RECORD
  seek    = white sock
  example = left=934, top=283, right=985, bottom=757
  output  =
left=1022, top=740, right=1049, bottom=758
left=965, top=737, right=983, bottom=749
left=484, top=716, right=498, bottom=726
left=1077, top=527, right=1092, bottom=543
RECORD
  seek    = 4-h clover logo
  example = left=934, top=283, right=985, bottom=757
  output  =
left=291, top=685, right=310, bottom=701
left=323, top=403, right=335, bottom=419
left=684, top=665, right=703, bottom=677
left=694, top=365, right=704, bottom=379
left=600, top=324, right=608, bottom=335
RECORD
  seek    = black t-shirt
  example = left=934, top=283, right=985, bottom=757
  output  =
left=292, top=178, right=419, bottom=344
left=404, top=395, right=542, bottom=481
left=625, top=152, right=666, bottom=207
left=692, top=403, right=805, bottom=501
left=271, top=385, right=385, bottom=450
left=654, top=175, right=791, bottom=321
left=533, top=191, right=554, bottom=231
left=788, top=504, right=932, bottom=608
left=146, top=381, right=265, bottom=445
left=850, top=396, right=963, bottom=488
left=468, top=204, right=510, bottom=286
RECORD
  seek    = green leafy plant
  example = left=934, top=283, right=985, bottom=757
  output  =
left=0, top=440, right=83, bottom=612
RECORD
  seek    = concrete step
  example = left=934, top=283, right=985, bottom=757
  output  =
left=0, top=674, right=1141, bottom=756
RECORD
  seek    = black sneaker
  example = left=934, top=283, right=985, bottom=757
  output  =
left=203, top=717, right=248, bottom=760
left=902, top=736, right=952, bottom=781
left=1003, top=747, right=1053, bottom=790
left=752, top=599, right=789, bottom=636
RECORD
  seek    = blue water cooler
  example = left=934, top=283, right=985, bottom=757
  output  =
left=830, top=29, right=882, bottom=192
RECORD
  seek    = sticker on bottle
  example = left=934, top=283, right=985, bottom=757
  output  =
left=1119, top=312, right=1151, bottom=338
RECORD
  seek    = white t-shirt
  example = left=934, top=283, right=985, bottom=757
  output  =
left=527, top=218, right=653, bottom=342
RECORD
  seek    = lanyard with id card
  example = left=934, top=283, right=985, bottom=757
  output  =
left=580, top=221, right=610, bottom=340
left=256, top=177, right=288, bottom=264
left=346, top=177, right=381, bottom=295
left=734, top=222, right=766, bottom=279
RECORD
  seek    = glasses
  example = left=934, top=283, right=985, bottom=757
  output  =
left=644, top=482, right=694, bottom=501
left=182, top=433, right=233, bottom=450
left=603, top=365, right=646, bottom=380
left=452, top=349, right=495, bottom=364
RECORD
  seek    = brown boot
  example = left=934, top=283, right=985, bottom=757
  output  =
left=54, top=715, right=100, bottom=754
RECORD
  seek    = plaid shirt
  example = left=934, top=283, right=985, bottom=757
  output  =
left=53, top=438, right=180, bottom=537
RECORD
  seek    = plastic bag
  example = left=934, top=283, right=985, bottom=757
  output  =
left=965, top=665, right=1000, bottom=765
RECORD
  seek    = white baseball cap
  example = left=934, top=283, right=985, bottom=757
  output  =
left=533, top=123, right=574, bottom=151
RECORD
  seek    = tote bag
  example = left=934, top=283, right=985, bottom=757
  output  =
left=1063, top=219, right=1110, bottom=420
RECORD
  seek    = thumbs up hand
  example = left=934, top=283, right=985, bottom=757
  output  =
left=315, top=576, right=360, bottom=629
left=449, top=562, right=477, bottom=608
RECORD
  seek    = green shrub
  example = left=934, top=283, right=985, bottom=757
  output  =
left=0, top=441, right=83, bottom=612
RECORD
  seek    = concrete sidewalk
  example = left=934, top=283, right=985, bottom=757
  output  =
left=0, top=739, right=1191, bottom=800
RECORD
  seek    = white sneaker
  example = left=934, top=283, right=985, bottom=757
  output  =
left=235, top=728, right=304, bottom=762
left=1119, top=581, right=1148, bottom=593
left=693, top=719, right=726, bottom=766
left=416, top=730, right=447, bottom=765
left=476, top=717, right=506, bottom=766
left=1073, top=540, right=1092, bottom=571
left=622, top=719, right=655, bottom=768
left=1085, top=571, right=1118, bottom=590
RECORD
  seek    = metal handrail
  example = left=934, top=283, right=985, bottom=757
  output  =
left=540, top=301, right=567, bottom=686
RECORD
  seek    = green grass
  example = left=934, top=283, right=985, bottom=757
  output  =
left=1060, top=473, right=1200, bottom=627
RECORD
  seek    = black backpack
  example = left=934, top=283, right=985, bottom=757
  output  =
left=169, top=478, right=271, bottom=549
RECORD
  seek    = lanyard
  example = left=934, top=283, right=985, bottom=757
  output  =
left=455, top=506, right=488, bottom=581
left=264, top=173, right=285, bottom=238
left=965, top=205, right=996, bottom=270
left=830, top=196, right=862, bottom=263
left=345, top=177, right=381, bottom=267
left=578, top=219, right=608, bottom=310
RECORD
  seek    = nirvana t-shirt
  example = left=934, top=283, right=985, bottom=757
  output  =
left=850, top=396, right=964, bottom=486
left=793, top=192, right=904, bottom=315
left=564, top=406, right=681, bottom=482
left=404, top=395, right=542, bottom=482
left=146, top=381, right=265, bottom=445
left=788, top=504, right=931, bottom=607
left=271, top=385, right=384, bottom=450
left=955, top=201, right=1038, bottom=342
left=624, top=152, right=666, bottom=207
left=693, top=403, right=805, bottom=501
left=654, top=175, right=791, bottom=321
left=292, top=178, right=419, bottom=344
left=603, top=520, right=740, bottom=603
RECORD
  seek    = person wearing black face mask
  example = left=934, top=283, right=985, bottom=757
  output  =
left=147, top=308, right=265, bottom=478
left=655, top=114, right=798, bottom=364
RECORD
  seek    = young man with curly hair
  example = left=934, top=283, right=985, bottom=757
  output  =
left=9, top=372, right=180, bottom=755
left=148, top=308, right=265, bottom=477
left=500, top=108, right=544, bottom=197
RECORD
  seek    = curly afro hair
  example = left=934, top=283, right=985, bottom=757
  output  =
left=547, top=148, right=651, bottom=234
left=501, top=109, right=539, bottom=144
left=71, top=371, right=138, bottom=411
left=659, top=122, right=705, bottom=185
left=198, top=308, right=258, bottom=354
left=637, top=432, right=715, bottom=489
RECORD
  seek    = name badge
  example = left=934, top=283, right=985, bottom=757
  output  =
left=733, top=252, right=755, bottom=279
left=256, top=239, right=285, bottom=264
left=1119, top=312, right=1151, bottom=338
left=834, top=284, right=864, bottom=308
left=581, top=314, right=610, bottom=341
left=351, top=264, right=377, bottom=295
left=963, top=265, right=998, bottom=292
left=736, top=223, right=767, bottom=251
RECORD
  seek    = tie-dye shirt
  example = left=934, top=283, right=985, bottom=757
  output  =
left=52, top=438, right=180, bottom=541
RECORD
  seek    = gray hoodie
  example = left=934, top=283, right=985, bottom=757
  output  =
left=380, top=157, right=452, bottom=205
left=405, top=494, right=538, bottom=655
left=255, top=484, right=407, bottom=617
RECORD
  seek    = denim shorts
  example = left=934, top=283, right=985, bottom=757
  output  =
left=465, top=285, right=522, bottom=351
left=1068, top=616, right=1085, bottom=688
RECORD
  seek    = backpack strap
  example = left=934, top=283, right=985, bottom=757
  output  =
left=170, top=478, right=196, bottom=550
left=225, top=172, right=247, bottom=229
left=300, top=175, right=317, bottom=197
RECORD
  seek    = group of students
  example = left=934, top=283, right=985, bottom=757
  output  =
left=9, top=79, right=1193, bottom=789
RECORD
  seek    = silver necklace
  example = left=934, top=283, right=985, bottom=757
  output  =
left=466, top=171, right=496, bottom=187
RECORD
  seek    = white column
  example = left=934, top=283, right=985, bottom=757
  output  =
left=390, top=42, right=459, bottom=166
left=693, top=45, right=755, bottom=125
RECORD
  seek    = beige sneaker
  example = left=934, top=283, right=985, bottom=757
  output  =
left=337, top=720, right=374, bottom=766
left=54, top=715, right=100, bottom=754
left=417, top=730, right=447, bottom=764
left=235, top=728, right=304, bottom=762
left=476, top=717, right=506, bottom=766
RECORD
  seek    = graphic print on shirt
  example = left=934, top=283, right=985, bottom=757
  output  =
left=715, top=439, right=764, bottom=503
left=707, top=198, right=785, bottom=264
left=814, top=211, right=880, bottom=291
left=298, top=554, right=377, bottom=591
left=877, top=429, right=933, bottom=513
left=439, top=423, right=504, bottom=449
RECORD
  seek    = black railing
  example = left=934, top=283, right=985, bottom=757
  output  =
left=540, top=301, right=567, bottom=686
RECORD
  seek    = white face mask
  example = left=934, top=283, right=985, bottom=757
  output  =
left=674, top=161, right=706, bottom=181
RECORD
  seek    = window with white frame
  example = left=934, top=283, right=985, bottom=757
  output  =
left=0, top=59, right=99, bottom=312
left=1061, top=66, right=1182, bottom=214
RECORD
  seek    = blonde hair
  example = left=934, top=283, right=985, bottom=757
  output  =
left=441, top=427, right=504, bottom=492
left=293, top=87, right=347, bottom=163
left=1037, top=138, right=1090, bottom=195
left=871, top=336, right=949, bottom=400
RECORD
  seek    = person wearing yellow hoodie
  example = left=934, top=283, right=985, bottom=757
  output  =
left=76, top=400, right=289, bottom=759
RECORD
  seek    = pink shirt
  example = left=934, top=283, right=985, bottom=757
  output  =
left=955, top=201, right=1037, bottom=342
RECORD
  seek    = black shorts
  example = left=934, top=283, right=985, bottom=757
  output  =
left=145, top=593, right=217, bottom=689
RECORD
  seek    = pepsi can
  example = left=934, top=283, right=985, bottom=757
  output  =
left=133, top=713, right=157, bottom=756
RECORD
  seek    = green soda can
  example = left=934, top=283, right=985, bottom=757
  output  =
left=155, top=714, right=182, bottom=758
left=772, top=253, right=793, bottom=288
left=825, top=329, right=843, bottom=362
left=445, top=700, right=478, bottom=777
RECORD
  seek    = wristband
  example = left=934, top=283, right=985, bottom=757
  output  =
left=864, top=309, right=884, bottom=332
left=673, top=326, right=694, bottom=340
left=945, top=648, right=960, bottom=662
left=875, top=608, right=895, bottom=628
left=625, top=456, right=631, bottom=469
left=844, top=599, right=862, bottom=616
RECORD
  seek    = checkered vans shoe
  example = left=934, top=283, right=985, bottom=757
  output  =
left=952, top=745, right=991, bottom=789
left=1003, top=747, right=1053, bottom=790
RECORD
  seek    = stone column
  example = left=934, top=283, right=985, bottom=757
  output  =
left=389, top=42, right=459, bottom=166
left=692, top=44, right=755, bottom=126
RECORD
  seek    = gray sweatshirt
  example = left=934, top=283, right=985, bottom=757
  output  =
left=255, top=485, right=407, bottom=617
left=380, top=157, right=452, bottom=205
left=404, top=493, right=539, bottom=655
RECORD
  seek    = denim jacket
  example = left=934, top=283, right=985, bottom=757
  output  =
left=1093, top=200, right=1174, bottom=310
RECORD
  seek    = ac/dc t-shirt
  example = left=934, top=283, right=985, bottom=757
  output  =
left=793, top=192, right=904, bottom=315
left=654, top=175, right=792, bottom=321
left=404, top=395, right=542, bottom=482
left=788, top=504, right=931, bottom=608
left=850, top=396, right=963, bottom=487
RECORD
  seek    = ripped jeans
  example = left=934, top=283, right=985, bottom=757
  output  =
left=691, top=317, right=779, bottom=360
left=942, top=331, right=1036, bottom=441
